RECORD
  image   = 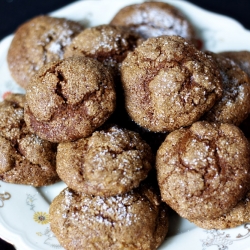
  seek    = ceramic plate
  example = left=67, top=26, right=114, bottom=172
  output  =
left=0, top=0, right=250, bottom=249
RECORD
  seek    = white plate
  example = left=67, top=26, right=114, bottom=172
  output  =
left=0, top=0, right=250, bottom=250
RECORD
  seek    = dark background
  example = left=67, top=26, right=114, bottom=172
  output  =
left=0, top=0, right=249, bottom=249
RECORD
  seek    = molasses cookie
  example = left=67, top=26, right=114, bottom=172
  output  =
left=203, top=52, right=250, bottom=125
left=219, top=50, right=250, bottom=78
left=7, top=15, right=83, bottom=89
left=156, top=121, right=250, bottom=220
left=121, top=36, right=222, bottom=132
left=0, top=93, right=59, bottom=186
left=24, top=56, right=116, bottom=143
left=49, top=184, right=168, bottom=250
left=110, top=1, right=196, bottom=42
left=190, top=192, right=250, bottom=229
left=56, top=125, right=153, bottom=196
left=64, top=24, right=143, bottom=75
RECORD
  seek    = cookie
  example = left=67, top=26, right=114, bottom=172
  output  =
left=121, top=36, right=222, bottom=132
left=110, top=1, right=196, bottom=42
left=219, top=50, right=250, bottom=78
left=156, top=121, right=250, bottom=220
left=24, top=56, right=116, bottom=143
left=7, top=15, right=83, bottom=89
left=190, top=192, right=250, bottom=229
left=203, top=52, right=250, bottom=125
left=49, top=184, right=168, bottom=250
left=64, top=24, right=143, bottom=75
left=56, top=125, right=154, bottom=196
left=0, top=93, right=59, bottom=186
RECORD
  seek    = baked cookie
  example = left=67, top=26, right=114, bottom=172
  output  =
left=0, top=93, right=59, bottom=186
left=56, top=125, right=154, bottom=196
left=24, top=56, right=116, bottom=143
left=190, top=192, right=250, bottom=229
left=64, top=24, right=143, bottom=75
left=110, top=1, right=196, bottom=42
left=156, top=121, right=250, bottom=220
left=7, top=15, right=83, bottom=89
left=203, top=52, right=250, bottom=125
left=219, top=50, right=250, bottom=78
left=49, top=184, right=168, bottom=250
left=121, top=36, right=222, bottom=132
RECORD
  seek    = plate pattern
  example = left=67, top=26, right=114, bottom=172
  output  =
left=0, top=186, right=11, bottom=208
left=201, top=225, right=250, bottom=250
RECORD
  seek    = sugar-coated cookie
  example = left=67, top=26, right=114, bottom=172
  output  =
left=156, top=121, right=250, bottom=220
left=24, top=56, right=116, bottom=142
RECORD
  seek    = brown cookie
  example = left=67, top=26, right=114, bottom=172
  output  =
left=121, top=36, right=222, bottom=132
left=110, top=1, right=196, bottom=42
left=24, top=56, right=116, bottom=143
left=56, top=125, right=154, bottom=196
left=49, top=184, right=168, bottom=250
left=203, top=52, right=250, bottom=125
left=64, top=24, right=143, bottom=75
left=190, top=192, right=250, bottom=229
left=156, top=121, right=250, bottom=220
left=0, top=93, right=59, bottom=186
left=219, top=50, right=250, bottom=78
left=7, top=15, right=83, bottom=89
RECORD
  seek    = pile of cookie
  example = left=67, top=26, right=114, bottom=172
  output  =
left=1, top=1, right=250, bottom=249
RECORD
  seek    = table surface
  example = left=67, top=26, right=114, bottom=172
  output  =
left=0, top=0, right=250, bottom=249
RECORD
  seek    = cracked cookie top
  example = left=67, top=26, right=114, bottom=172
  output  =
left=0, top=93, right=59, bottom=186
left=121, top=35, right=223, bottom=132
left=64, top=24, right=143, bottom=76
left=203, top=52, right=250, bottom=125
left=24, top=56, right=116, bottom=142
left=110, top=1, right=196, bottom=43
left=49, top=185, right=168, bottom=250
left=56, top=125, right=154, bottom=196
left=156, top=121, right=250, bottom=220
left=7, top=15, right=83, bottom=89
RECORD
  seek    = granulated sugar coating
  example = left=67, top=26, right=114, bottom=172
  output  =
left=24, top=56, right=116, bottom=142
left=7, top=15, right=83, bottom=89
left=156, top=121, right=250, bottom=220
left=110, top=1, right=196, bottom=43
left=219, top=50, right=250, bottom=78
left=0, top=94, right=59, bottom=186
left=203, top=52, right=250, bottom=125
left=56, top=125, right=154, bottom=196
left=190, top=192, right=250, bottom=229
left=64, top=24, right=143, bottom=75
left=121, top=36, right=222, bottom=132
left=49, top=185, right=168, bottom=250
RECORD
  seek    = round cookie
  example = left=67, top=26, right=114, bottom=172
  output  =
left=49, top=185, right=168, bottom=250
left=56, top=125, right=154, bottom=196
left=121, top=36, right=223, bottom=132
left=24, top=56, right=116, bottom=143
left=190, top=192, right=250, bottom=229
left=7, top=15, right=83, bottom=89
left=110, top=1, right=196, bottom=42
left=203, top=52, right=250, bottom=125
left=156, top=121, right=250, bottom=220
left=0, top=93, right=59, bottom=186
left=219, top=50, right=250, bottom=78
left=64, top=24, right=143, bottom=75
